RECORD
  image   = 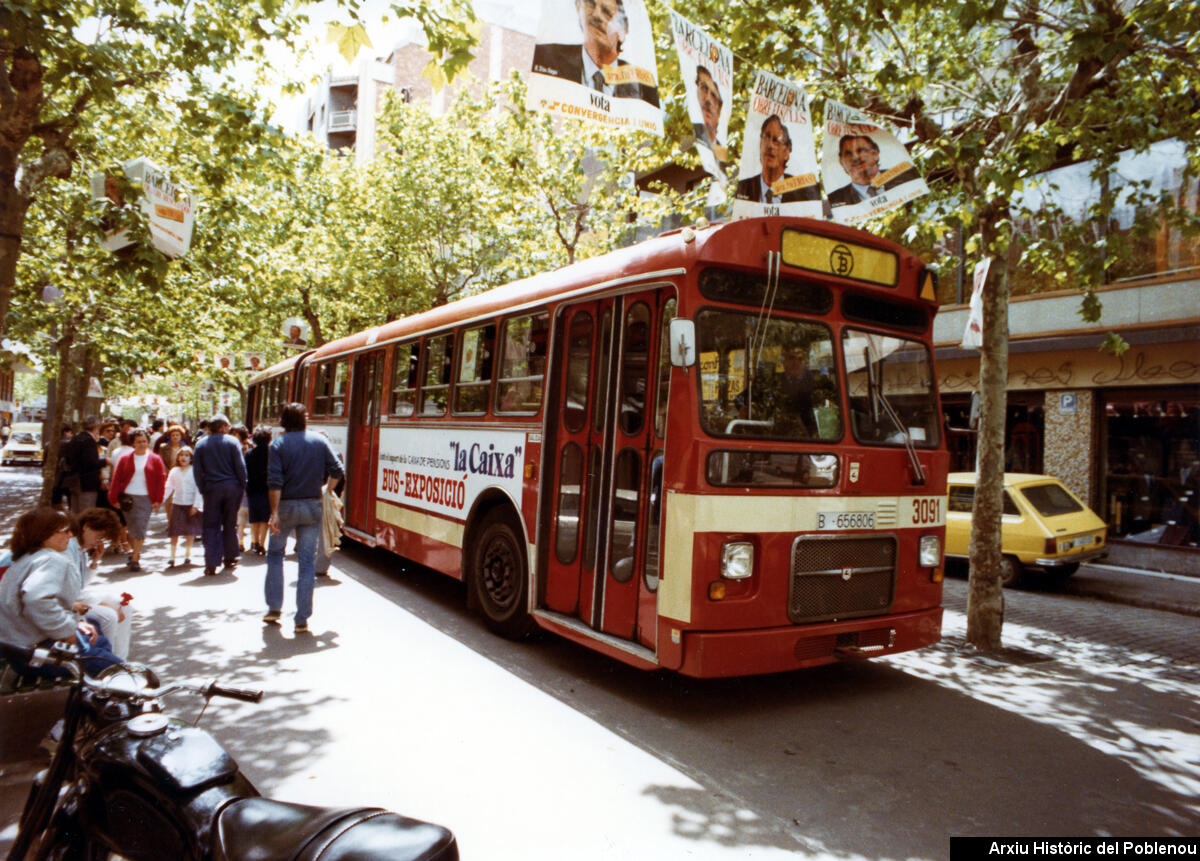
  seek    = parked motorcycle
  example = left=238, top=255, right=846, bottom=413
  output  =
left=2, top=639, right=459, bottom=860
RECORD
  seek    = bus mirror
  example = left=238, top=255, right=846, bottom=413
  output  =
left=669, top=318, right=695, bottom=368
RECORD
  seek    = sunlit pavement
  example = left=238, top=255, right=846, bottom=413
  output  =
left=1, top=465, right=1198, bottom=858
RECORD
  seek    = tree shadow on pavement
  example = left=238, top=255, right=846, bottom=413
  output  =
left=338, top=544, right=1200, bottom=858
left=130, top=605, right=341, bottom=789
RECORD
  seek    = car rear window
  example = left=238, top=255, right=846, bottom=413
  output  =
left=1020, top=483, right=1083, bottom=517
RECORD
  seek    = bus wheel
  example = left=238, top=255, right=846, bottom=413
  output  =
left=471, top=509, right=534, bottom=639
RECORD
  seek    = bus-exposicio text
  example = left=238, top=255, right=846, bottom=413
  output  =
left=248, top=216, right=948, bottom=678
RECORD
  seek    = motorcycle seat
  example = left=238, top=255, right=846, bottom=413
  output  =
left=213, top=796, right=458, bottom=861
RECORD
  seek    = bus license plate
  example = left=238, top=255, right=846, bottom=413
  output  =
left=816, top=511, right=875, bottom=530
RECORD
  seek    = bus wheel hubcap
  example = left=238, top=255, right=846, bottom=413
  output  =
left=482, top=539, right=517, bottom=608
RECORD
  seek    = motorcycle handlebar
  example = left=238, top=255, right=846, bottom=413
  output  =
left=204, top=682, right=264, bottom=704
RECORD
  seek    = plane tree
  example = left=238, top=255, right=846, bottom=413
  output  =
left=680, top=0, right=1200, bottom=648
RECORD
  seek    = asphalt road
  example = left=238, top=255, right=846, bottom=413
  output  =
left=0, top=465, right=1197, bottom=859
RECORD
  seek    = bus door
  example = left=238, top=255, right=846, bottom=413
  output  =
left=344, top=350, right=384, bottom=535
left=545, top=290, right=665, bottom=645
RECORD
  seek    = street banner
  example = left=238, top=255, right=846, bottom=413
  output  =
left=91, top=157, right=195, bottom=258
left=670, top=11, right=732, bottom=183
left=732, top=70, right=821, bottom=220
left=961, top=257, right=991, bottom=350
left=822, top=100, right=928, bottom=224
left=528, top=0, right=662, bottom=136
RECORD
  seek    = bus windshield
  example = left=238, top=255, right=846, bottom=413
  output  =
left=842, top=329, right=940, bottom=447
left=697, top=309, right=841, bottom=441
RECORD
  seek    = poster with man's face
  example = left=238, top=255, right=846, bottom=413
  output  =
left=528, top=0, right=663, bottom=137
left=281, top=317, right=309, bottom=351
left=821, top=100, right=928, bottom=224
left=732, top=70, right=821, bottom=221
left=670, top=11, right=732, bottom=183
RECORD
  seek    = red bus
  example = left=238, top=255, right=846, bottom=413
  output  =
left=248, top=217, right=948, bottom=677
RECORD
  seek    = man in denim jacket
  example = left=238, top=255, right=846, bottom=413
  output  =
left=263, top=403, right=344, bottom=633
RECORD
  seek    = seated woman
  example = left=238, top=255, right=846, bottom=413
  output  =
left=0, top=507, right=124, bottom=678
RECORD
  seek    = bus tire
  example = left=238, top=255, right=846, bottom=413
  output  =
left=470, top=509, right=534, bottom=640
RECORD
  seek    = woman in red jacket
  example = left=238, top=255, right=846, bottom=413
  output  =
left=108, top=429, right=166, bottom=571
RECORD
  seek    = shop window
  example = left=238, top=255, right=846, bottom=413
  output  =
left=1103, top=389, right=1200, bottom=545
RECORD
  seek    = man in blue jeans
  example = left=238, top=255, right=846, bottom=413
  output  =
left=192, top=413, right=247, bottom=577
left=265, top=403, right=344, bottom=633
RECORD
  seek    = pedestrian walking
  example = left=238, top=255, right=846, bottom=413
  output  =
left=62, top=417, right=103, bottom=514
left=163, top=447, right=203, bottom=568
left=107, top=429, right=166, bottom=572
left=245, top=426, right=272, bottom=555
left=230, top=424, right=252, bottom=551
left=192, top=413, right=246, bottom=577
left=264, top=403, right=344, bottom=633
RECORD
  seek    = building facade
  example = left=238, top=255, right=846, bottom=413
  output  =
left=932, top=139, right=1200, bottom=563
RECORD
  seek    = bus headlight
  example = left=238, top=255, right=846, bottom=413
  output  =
left=721, top=542, right=754, bottom=580
left=919, top=535, right=941, bottom=567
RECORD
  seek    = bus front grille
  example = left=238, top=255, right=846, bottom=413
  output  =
left=788, top=535, right=896, bottom=623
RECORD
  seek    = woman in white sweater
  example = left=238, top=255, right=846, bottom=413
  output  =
left=163, top=447, right=204, bottom=568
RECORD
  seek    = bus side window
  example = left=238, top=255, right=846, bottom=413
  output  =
left=313, top=363, right=330, bottom=416
left=654, top=298, right=676, bottom=439
left=330, top=362, right=348, bottom=417
left=390, top=342, right=419, bottom=417
left=453, top=324, right=495, bottom=415
left=421, top=333, right=454, bottom=416
left=496, top=313, right=549, bottom=415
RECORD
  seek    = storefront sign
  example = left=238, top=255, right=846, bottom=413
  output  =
left=938, top=342, right=1200, bottom=393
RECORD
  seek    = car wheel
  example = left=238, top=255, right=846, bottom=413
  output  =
left=998, top=555, right=1025, bottom=588
left=470, top=508, right=534, bottom=640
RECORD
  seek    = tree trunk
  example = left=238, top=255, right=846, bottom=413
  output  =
left=965, top=202, right=1011, bottom=651
left=0, top=185, right=30, bottom=340
left=40, top=319, right=77, bottom=505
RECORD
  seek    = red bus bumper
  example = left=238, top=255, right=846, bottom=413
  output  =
left=675, top=606, right=943, bottom=678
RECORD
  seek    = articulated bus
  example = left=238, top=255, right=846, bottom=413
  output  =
left=248, top=217, right=948, bottom=677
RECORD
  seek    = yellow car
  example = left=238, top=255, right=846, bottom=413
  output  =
left=945, top=472, right=1107, bottom=587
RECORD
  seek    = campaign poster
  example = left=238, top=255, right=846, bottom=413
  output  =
left=281, top=317, right=309, bottom=351
left=670, top=11, right=732, bottom=183
left=245, top=352, right=267, bottom=373
left=822, top=100, right=928, bottom=224
left=214, top=353, right=236, bottom=372
left=732, top=70, right=821, bottom=220
left=528, top=0, right=663, bottom=137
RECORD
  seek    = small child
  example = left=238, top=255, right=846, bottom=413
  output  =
left=163, top=447, right=203, bottom=567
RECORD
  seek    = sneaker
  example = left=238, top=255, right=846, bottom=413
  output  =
left=294, top=621, right=309, bottom=634
left=166, top=560, right=176, bottom=569
left=263, top=610, right=282, bottom=625
left=127, top=560, right=141, bottom=572
left=224, top=558, right=239, bottom=569
left=204, top=567, right=217, bottom=577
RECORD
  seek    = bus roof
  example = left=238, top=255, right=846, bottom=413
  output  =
left=303, top=216, right=919, bottom=363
